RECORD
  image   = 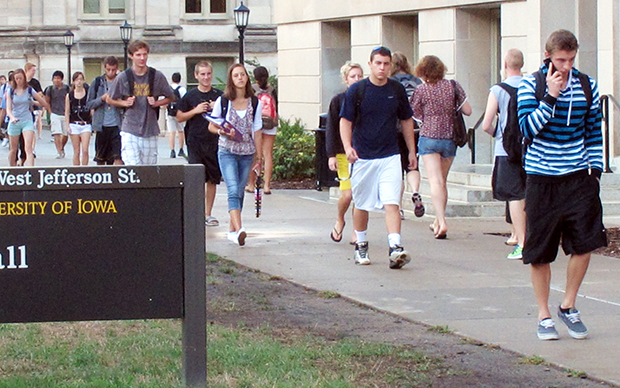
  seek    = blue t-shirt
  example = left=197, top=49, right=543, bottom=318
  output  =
left=340, top=78, right=413, bottom=159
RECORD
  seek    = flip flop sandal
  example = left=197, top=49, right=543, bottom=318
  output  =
left=205, top=216, right=219, bottom=227
left=330, top=222, right=345, bottom=243
left=435, top=231, right=447, bottom=240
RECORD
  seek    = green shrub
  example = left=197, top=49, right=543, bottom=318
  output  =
left=272, top=118, right=315, bottom=181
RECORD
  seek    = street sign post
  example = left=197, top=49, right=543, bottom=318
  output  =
left=0, top=165, right=206, bottom=387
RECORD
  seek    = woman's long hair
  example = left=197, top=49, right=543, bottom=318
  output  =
left=70, top=71, right=85, bottom=92
left=224, top=64, right=254, bottom=100
left=9, top=68, right=28, bottom=91
left=253, top=66, right=269, bottom=89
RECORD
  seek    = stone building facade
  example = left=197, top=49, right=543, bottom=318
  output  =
left=274, top=0, right=620, bottom=166
left=0, top=0, right=277, bottom=92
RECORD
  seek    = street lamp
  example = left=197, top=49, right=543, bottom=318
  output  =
left=120, top=20, right=133, bottom=69
left=234, top=2, right=250, bottom=65
left=63, top=30, right=74, bottom=79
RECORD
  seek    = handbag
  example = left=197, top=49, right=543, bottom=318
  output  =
left=450, top=80, right=467, bottom=148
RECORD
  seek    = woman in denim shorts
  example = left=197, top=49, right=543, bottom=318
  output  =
left=410, top=56, right=472, bottom=239
left=5, top=69, right=50, bottom=166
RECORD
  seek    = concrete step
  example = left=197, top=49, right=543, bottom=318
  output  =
left=418, top=180, right=493, bottom=203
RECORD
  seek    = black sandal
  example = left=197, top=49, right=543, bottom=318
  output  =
left=330, top=222, right=345, bottom=243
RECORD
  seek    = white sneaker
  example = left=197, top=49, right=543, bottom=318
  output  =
left=227, top=232, right=238, bottom=244
left=1, top=138, right=8, bottom=147
left=237, top=228, right=247, bottom=246
left=354, top=242, right=370, bottom=265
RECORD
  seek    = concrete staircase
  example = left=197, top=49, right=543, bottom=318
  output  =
left=331, top=163, right=620, bottom=218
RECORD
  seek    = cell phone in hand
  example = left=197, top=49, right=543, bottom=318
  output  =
left=543, top=58, right=557, bottom=75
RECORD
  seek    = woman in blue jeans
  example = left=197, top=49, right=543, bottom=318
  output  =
left=208, top=63, right=263, bottom=246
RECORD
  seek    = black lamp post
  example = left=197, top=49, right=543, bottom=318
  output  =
left=234, top=2, right=250, bottom=65
left=120, top=20, right=133, bottom=69
left=63, top=30, right=74, bottom=79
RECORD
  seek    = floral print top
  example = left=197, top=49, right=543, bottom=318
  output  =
left=410, top=79, right=467, bottom=140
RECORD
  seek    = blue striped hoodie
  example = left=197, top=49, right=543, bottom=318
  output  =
left=517, top=63, right=603, bottom=178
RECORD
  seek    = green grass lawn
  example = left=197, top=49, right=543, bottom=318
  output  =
left=0, top=320, right=183, bottom=387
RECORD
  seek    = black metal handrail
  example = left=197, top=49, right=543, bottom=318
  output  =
left=467, top=112, right=485, bottom=164
left=600, top=95, right=618, bottom=173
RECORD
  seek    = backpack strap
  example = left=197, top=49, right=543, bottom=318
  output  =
left=220, top=96, right=229, bottom=119
left=147, top=67, right=156, bottom=97
left=125, top=68, right=134, bottom=96
left=92, top=75, right=103, bottom=98
left=576, top=72, right=593, bottom=110
left=496, top=83, right=517, bottom=111
left=251, top=95, right=258, bottom=120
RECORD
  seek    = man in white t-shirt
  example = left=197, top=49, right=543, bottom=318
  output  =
left=166, top=72, right=187, bottom=158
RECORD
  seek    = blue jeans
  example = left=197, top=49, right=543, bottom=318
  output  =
left=218, top=149, right=254, bottom=211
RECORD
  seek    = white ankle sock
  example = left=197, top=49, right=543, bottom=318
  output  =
left=388, top=233, right=401, bottom=247
left=354, top=230, right=367, bottom=243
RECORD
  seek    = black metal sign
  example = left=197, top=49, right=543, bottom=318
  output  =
left=0, top=165, right=206, bottom=387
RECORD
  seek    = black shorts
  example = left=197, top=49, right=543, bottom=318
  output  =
left=492, top=156, right=526, bottom=201
left=523, top=170, right=607, bottom=265
left=187, top=139, right=221, bottom=184
left=95, top=126, right=121, bottom=164
left=398, top=130, right=420, bottom=173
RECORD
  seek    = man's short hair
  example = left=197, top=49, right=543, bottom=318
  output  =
left=545, top=29, right=579, bottom=56
left=127, top=40, right=150, bottom=56
left=194, top=61, right=212, bottom=74
left=52, top=70, right=64, bottom=80
left=172, top=72, right=181, bottom=83
left=104, top=56, right=119, bottom=67
left=505, top=48, right=524, bottom=71
left=370, top=46, right=392, bottom=62
left=24, top=62, right=36, bottom=72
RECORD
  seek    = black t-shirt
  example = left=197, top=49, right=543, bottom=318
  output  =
left=179, top=87, right=223, bottom=145
left=28, top=78, right=43, bottom=111
left=28, top=78, right=42, bottom=93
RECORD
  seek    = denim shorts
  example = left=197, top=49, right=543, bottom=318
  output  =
left=418, top=136, right=457, bottom=158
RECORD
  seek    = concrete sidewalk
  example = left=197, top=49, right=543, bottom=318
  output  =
left=207, top=189, right=620, bottom=386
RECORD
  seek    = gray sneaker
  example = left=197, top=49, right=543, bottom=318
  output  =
left=537, top=318, right=559, bottom=340
left=389, top=245, right=411, bottom=269
left=354, top=242, right=370, bottom=265
left=557, top=307, right=588, bottom=339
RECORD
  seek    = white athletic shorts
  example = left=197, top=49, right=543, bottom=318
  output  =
left=351, top=154, right=401, bottom=212
left=166, top=114, right=185, bottom=132
left=50, top=113, right=67, bottom=136
left=69, top=123, right=92, bottom=135
left=120, top=131, right=158, bottom=165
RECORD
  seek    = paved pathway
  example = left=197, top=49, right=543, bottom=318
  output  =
left=207, top=188, right=620, bottom=386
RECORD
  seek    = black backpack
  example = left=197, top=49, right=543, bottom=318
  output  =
left=167, top=85, right=182, bottom=117
left=125, top=67, right=159, bottom=118
left=496, top=83, right=523, bottom=164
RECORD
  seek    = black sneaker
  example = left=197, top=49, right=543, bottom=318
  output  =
left=354, top=242, right=370, bottom=265
left=389, top=245, right=411, bottom=269
left=178, top=148, right=186, bottom=158
left=170, top=150, right=176, bottom=158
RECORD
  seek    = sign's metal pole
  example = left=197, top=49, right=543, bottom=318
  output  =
left=182, top=166, right=207, bottom=387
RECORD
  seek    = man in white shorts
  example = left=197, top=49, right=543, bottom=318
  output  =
left=45, top=70, right=70, bottom=159
left=339, top=46, right=417, bottom=269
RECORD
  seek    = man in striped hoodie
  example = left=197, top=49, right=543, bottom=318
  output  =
left=517, top=29, right=607, bottom=341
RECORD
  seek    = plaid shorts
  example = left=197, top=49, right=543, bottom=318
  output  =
left=120, top=131, right=158, bottom=165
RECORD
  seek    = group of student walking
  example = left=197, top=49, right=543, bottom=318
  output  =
left=325, top=29, right=607, bottom=341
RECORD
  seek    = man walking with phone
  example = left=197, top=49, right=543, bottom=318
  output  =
left=517, top=29, right=607, bottom=340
